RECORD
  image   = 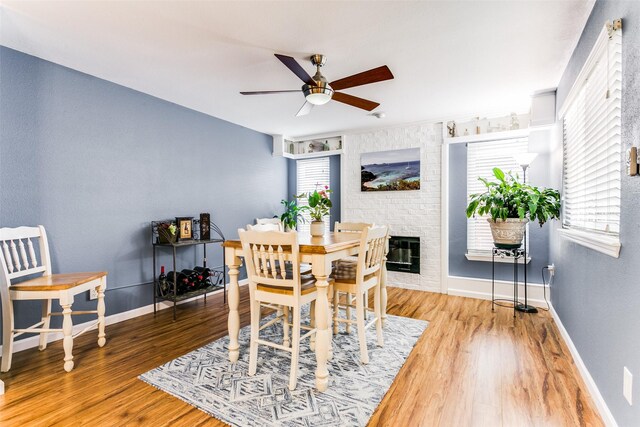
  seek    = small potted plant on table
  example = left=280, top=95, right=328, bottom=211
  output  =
left=298, top=186, right=332, bottom=237
left=466, top=167, right=561, bottom=248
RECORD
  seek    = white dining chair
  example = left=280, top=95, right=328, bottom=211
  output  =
left=255, top=217, right=282, bottom=226
left=0, top=225, right=107, bottom=373
left=333, top=222, right=372, bottom=333
left=247, top=222, right=283, bottom=232
left=331, top=225, right=387, bottom=364
left=239, top=228, right=329, bottom=390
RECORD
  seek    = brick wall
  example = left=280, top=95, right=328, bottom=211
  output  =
left=342, top=122, right=442, bottom=291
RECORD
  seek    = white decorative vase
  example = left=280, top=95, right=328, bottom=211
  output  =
left=310, top=221, right=325, bottom=237
left=488, top=218, right=529, bottom=249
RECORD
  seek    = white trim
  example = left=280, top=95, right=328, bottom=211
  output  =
left=558, top=228, right=621, bottom=258
left=0, top=281, right=248, bottom=355
left=440, top=124, right=450, bottom=293
left=283, top=149, right=343, bottom=160
left=464, top=253, right=531, bottom=264
left=447, top=275, right=549, bottom=308
left=549, top=304, right=618, bottom=427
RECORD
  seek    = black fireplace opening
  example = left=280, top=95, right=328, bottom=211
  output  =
left=387, top=236, right=420, bottom=274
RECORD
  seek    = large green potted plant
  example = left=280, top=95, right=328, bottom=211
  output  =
left=466, top=167, right=561, bottom=249
left=280, top=198, right=305, bottom=231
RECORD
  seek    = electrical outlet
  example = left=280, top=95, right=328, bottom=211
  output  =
left=624, top=367, right=633, bottom=405
left=89, top=288, right=98, bottom=300
left=547, top=263, right=556, bottom=277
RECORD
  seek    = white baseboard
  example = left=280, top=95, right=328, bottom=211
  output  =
left=549, top=304, right=617, bottom=427
left=447, top=275, right=550, bottom=308
left=1, top=280, right=248, bottom=355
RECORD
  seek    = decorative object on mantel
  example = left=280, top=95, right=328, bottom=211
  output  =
left=447, top=121, right=456, bottom=138
left=157, top=222, right=178, bottom=244
left=361, top=147, right=420, bottom=192
left=139, top=308, right=428, bottom=427
left=445, top=113, right=530, bottom=138
left=297, top=186, right=332, bottom=237
left=466, top=167, right=561, bottom=249
left=199, top=213, right=211, bottom=240
left=280, top=198, right=305, bottom=231
left=176, top=217, right=194, bottom=241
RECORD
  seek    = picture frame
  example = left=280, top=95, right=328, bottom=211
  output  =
left=175, top=217, right=193, bottom=241
left=360, top=147, right=421, bottom=192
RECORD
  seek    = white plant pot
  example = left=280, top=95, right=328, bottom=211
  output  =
left=488, top=218, right=529, bottom=249
left=310, top=221, right=325, bottom=237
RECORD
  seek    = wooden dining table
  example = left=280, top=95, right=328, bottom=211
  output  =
left=222, top=231, right=389, bottom=392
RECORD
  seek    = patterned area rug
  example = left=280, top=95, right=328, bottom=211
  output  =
left=140, top=310, right=427, bottom=426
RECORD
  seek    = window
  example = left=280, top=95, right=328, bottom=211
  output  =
left=296, top=157, right=330, bottom=235
left=560, top=23, right=622, bottom=253
left=466, top=138, right=528, bottom=255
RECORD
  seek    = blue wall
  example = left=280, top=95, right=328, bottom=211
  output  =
left=448, top=143, right=550, bottom=283
left=551, top=1, right=640, bottom=425
left=0, top=47, right=287, bottom=334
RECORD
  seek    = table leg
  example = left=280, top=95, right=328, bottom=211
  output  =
left=312, top=256, right=331, bottom=392
left=380, top=235, right=390, bottom=327
left=226, top=252, right=241, bottom=363
left=0, top=379, right=4, bottom=395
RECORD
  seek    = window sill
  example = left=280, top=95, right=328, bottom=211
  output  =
left=465, top=253, right=531, bottom=264
left=558, top=228, right=620, bottom=258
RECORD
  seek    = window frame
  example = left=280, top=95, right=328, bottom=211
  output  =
left=558, top=22, right=622, bottom=258
left=296, top=157, right=331, bottom=235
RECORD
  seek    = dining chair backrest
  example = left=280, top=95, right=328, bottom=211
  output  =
left=0, top=226, right=51, bottom=291
left=255, top=217, right=281, bottom=226
left=355, top=225, right=388, bottom=281
left=239, top=229, right=302, bottom=297
left=247, top=223, right=283, bottom=232
left=334, top=222, right=371, bottom=233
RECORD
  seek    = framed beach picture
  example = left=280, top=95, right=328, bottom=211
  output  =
left=361, top=147, right=421, bottom=191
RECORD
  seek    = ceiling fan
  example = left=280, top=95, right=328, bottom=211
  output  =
left=240, top=54, right=394, bottom=116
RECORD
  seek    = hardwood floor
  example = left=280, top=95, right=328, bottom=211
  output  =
left=0, top=287, right=603, bottom=426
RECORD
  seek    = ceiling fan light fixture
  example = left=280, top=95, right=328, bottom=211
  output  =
left=303, top=82, right=333, bottom=105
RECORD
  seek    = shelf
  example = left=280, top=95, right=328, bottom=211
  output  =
left=153, top=238, right=224, bottom=247
left=282, top=149, right=343, bottom=160
left=445, top=128, right=530, bottom=145
left=155, top=283, right=225, bottom=303
left=151, top=217, right=226, bottom=320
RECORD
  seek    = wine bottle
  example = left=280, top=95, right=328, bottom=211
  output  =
left=158, top=265, right=168, bottom=296
left=166, top=271, right=189, bottom=295
left=180, top=269, right=199, bottom=292
left=193, top=266, right=212, bottom=288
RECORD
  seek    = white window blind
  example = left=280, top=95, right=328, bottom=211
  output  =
left=467, top=138, right=529, bottom=255
left=561, top=25, right=622, bottom=235
left=296, top=157, right=331, bottom=235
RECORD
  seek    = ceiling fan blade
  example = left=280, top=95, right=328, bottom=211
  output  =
left=332, top=92, right=380, bottom=111
left=296, top=101, right=314, bottom=117
left=330, top=65, right=394, bottom=91
left=240, top=90, right=300, bottom=95
left=275, top=54, right=316, bottom=86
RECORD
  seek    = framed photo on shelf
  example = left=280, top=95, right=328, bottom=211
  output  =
left=175, top=217, right=193, bottom=241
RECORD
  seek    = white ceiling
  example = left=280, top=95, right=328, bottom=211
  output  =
left=0, top=1, right=594, bottom=138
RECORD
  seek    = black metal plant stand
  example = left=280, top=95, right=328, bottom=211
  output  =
left=491, top=245, right=536, bottom=317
